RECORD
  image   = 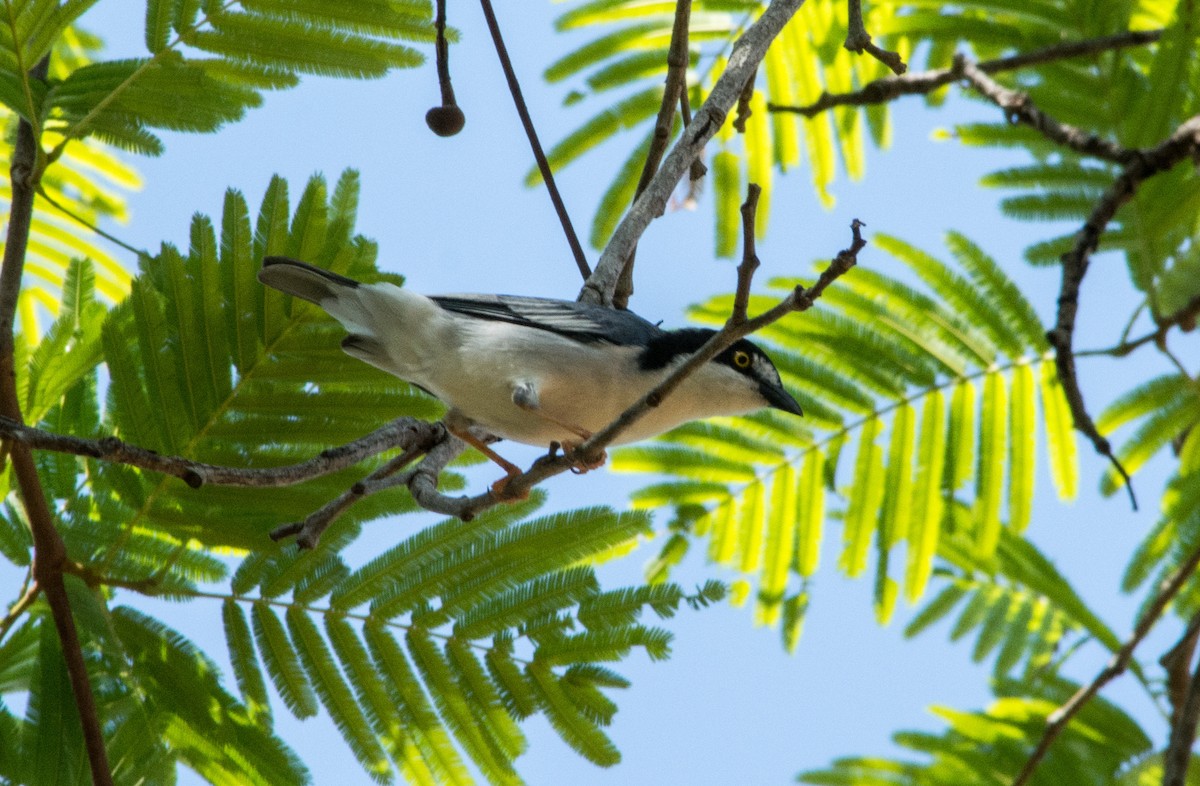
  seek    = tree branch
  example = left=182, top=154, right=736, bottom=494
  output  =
left=0, top=415, right=441, bottom=488
left=1163, top=620, right=1200, bottom=786
left=956, top=56, right=1133, bottom=164
left=479, top=0, right=591, bottom=281
left=1012, top=537, right=1200, bottom=786
left=843, top=0, right=906, bottom=75
left=578, top=0, right=807, bottom=307
left=0, top=56, right=113, bottom=786
left=768, top=29, right=1163, bottom=118
left=613, top=0, right=694, bottom=310
left=731, top=184, right=762, bottom=324
left=1046, top=113, right=1200, bottom=512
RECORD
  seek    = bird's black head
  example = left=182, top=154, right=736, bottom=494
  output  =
left=638, top=328, right=803, bottom=416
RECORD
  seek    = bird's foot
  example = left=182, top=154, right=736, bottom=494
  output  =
left=560, top=440, right=607, bottom=474
left=490, top=468, right=529, bottom=501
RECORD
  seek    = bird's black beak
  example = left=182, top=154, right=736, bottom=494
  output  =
left=761, top=381, right=804, bottom=417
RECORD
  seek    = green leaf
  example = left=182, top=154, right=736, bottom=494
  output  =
left=223, top=599, right=271, bottom=725
left=1008, top=363, right=1037, bottom=532
left=286, top=608, right=391, bottom=782
left=1040, top=360, right=1078, bottom=501
left=527, top=661, right=620, bottom=767
left=251, top=602, right=318, bottom=719
left=975, top=371, right=1007, bottom=558
left=907, top=389, right=947, bottom=602
left=841, top=417, right=885, bottom=577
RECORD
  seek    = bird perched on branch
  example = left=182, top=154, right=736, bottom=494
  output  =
left=258, top=256, right=802, bottom=485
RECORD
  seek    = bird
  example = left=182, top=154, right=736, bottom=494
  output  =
left=257, top=256, right=803, bottom=486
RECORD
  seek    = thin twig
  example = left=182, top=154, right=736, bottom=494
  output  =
left=1046, top=113, right=1200, bottom=512
left=478, top=0, right=591, bottom=281
left=733, top=69, right=757, bottom=132
left=0, top=56, right=113, bottom=786
left=1012, top=538, right=1200, bottom=786
left=36, top=188, right=149, bottom=257
left=269, top=439, right=438, bottom=549
left=731, top=184, right=762, bottom=324
left=843, top=0, right=906, bottom=75
left=769, top=29, right=1163, bottom=117
left=956, top=56, right=1133, bottom=164
left=614, top=0, right=694, bottom=310
left=579, top=0, right=808, bottom=307
left=0, top=576, right=40, bottom=644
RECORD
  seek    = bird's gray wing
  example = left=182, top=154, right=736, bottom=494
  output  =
left=430, top=294, right=661, bottom=346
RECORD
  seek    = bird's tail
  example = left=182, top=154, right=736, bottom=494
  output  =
left=257, top=256, right=443, bottom=375
left=257, top=256, right=362, bottom=305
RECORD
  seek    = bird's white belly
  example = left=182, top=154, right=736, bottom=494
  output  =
left=424, top=325, right=674, bottom=447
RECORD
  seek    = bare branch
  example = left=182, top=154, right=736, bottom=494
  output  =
left=0, top=415, right=440, bottom=489
left=769, top=29, right=1163, bottom=118
left=615, top=0, right=695, bottom=310
left=479, top=0, right=591, bottom=280
left=0, top=55, right=113, bottom=786
left=1012, top=537, right=1200, bottom=786
left=269, top=441, right=435, bottom=549
left=1046, top=113, right=1200, bottom=512
left=843, top=0, right=906, bottom=75
left=579, top=0, right=807, bottom=307
left=956, top=56, right=1133, bottom=164
left=731, top=183, right=762, bottom=324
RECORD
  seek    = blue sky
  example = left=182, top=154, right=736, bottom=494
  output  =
left=32, top=1, right=1188, bottom=784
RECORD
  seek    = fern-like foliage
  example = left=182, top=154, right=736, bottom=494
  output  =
left=0, top=0, right=433, bottom=157
left=904, top=511, right=1121, bottom=681
left=619, top=232, right=1079, bottom=650
left=934, top=0, right=1200, bottom=322
left=798, top=678, right=1156, bottom=786
left=221, top=495, right=726, bottom=783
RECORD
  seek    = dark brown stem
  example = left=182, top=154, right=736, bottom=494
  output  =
left=1160, top=612, right=1200, bottom=729
left=731, top=183, right=762, bottom=324
left=425, top=0, right=466, bottom=136
left=1046, top=114, right=1200, bottom=511
left=433, top=0, right=456, bottom=107
left=1164, top=641, right=1200, bottom=786
left=770, top=29, right=1163, bottom=117
left=956, top=57, right=1132, bottom=164
left=1, top=56, right=113, bottom=786
left=1012, top=537, right=1200, bottom=786
left=843, top=0, right=906, bottom=74
left=478, top=0, right=591, bottom=281
left=0, top=415, right=438, bottom=489
left=270, top=438, right=439, bottom=549
left=614, top=0, right=694, bottom=310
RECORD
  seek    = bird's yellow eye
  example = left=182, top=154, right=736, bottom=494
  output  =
left=733, top=350, right=751, bottom=369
